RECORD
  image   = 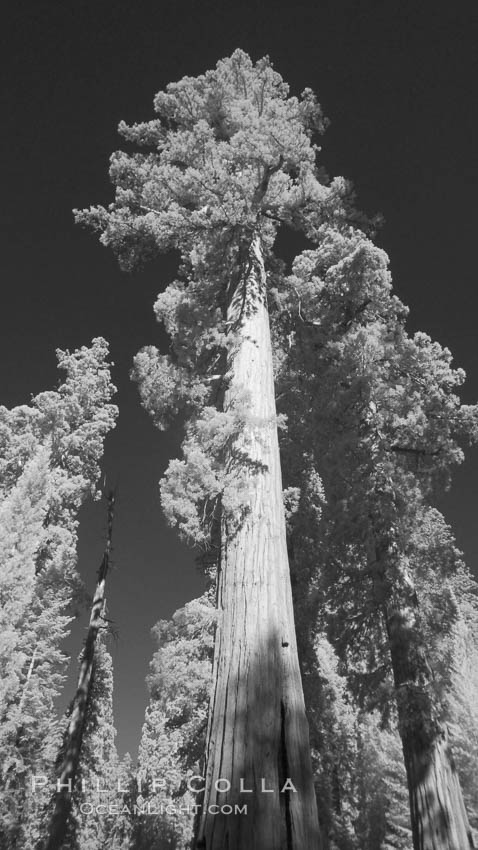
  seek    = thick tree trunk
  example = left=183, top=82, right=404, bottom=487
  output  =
left=44, top=493, right=114, bottom=850
left=196, top=235, right=321, bottom=849
left=380, top=560, right=474, bottom=850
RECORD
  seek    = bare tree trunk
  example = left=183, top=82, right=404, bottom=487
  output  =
left=377, top=548, right=475, bottom=850
left=44, top=492, right=115, bottom=850
left=196, top=235, right=321, bottom=849
left=18, top=644, right=38, bottom=714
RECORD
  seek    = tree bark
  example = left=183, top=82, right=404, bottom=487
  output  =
left=196, top=235, right=321, bottom=849
left=44, top=492, right=115, bottom=850
left=377, top=551, right=475, bottom=850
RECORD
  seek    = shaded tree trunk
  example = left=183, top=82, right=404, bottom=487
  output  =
left=44, top=492, right=115, bottom=850
left=377, top=547, right=474, bottom=850
left=196, top=235, right=321, bottom=849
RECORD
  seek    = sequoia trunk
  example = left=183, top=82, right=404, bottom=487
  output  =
left=196, top=236, right=321, bottom=849
left=384, top=579, right=474, bottom=850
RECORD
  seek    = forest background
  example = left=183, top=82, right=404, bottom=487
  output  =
left=1, top=0, right=477, bottom=765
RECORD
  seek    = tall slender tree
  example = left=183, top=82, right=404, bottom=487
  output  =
left=76, top=49, right=364, bottom=848
left=45, top=491, right=116, bottom=850
left=71, top=634, right=121, bottom=850
left=0, top=338, right=117, bottom=850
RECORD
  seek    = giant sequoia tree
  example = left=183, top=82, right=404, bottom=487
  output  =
left=76, top=50, right=478, bottom=850
left=75, top=49, right=362, bottom=849
left=274, top=229, right=478, bottom=848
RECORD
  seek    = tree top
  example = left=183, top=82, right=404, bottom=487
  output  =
left=75, top=49, right=356, bottom=270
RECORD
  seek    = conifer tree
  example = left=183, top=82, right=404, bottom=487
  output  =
left=71, top=635, right=121, bottom=850
left=133, top=596, right=215, bottom=850
left=76, top=49, right=363, bottom=849
left=76, top=49, right=478, bottom=849
left=308, top=635, right=359, bottom=850
left=275, top=228, right=478, bottom=849
left=431, top=569, right=478, bottom=842
left=45, top=492, right=116, bottom=850
left=0, top=338, right=117, bottom=850
left=354, top=711, right=411, bottom=850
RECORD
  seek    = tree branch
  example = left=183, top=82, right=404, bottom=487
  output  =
left=390, top=445, right=441, bottom=457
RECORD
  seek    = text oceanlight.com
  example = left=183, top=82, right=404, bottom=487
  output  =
left=79, top=802, right=248, bottom=816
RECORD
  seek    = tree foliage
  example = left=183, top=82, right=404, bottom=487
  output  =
left=274, top=227, right=478, bottom=846
left=0, top=338, right=117, bottom=850
left=76, top=50, right=364, bottom=554
left=133, top=596, right=215, bottom=850
left=70, top=636, right=123, bottom=850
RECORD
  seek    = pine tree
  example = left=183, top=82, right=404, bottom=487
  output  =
left=0, top=338, right=117, bottom=850
left=75, top=49, right=365, bottom=849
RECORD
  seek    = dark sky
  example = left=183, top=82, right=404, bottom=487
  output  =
left=1, top=1, right=477, bottom=758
